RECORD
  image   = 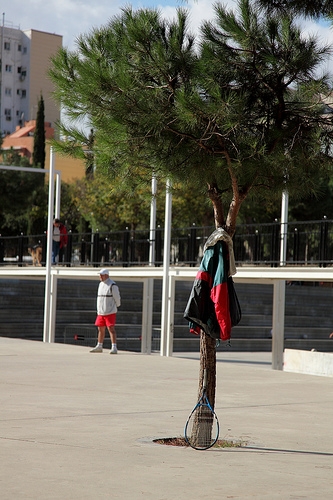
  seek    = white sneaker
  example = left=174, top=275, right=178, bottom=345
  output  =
left=90, top=345, right=103, bottom=353
left=110, top=347, right=118, bottom=354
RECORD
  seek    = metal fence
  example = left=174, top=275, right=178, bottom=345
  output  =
left=1, top=218, right=333, bottom=267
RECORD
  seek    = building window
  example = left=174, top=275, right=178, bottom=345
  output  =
left=5, top=65, right=12, bottom=72
left=5, top=88, right=12, bottom=96
left=18, top=44, right=22, bottom=51
left=21, top=90, right=26, bottom=98
left=4, top=41, right=10, bottom=50
left=17, top=66, right=21, bottom=73
left=5, top=109, right=11, bottom=120
left=23, top=47, right=27, bottom=54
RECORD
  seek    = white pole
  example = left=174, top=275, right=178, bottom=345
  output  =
left=48, top=273, right=57, bottom=343
left=140, top=175, right=157, bottom=354
left=272, top=279, right=286, bottom=370
left=141, top=278, right=153, bottom=354
left=50, top=165, right=61, bottom=342
left=43, top=147, right=55, bottom=342
left=277, top=190, right=288, bottom=361
left=160, top=179, right=172, bottom=356
left=54, top=171, right=61, bottom=220
left=166, top=275, right=175, bottom=357
left=280, top=190, right=289, bottom=266
left=149, top=175, right=157, bottom=266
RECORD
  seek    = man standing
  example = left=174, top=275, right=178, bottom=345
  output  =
left=52, top=218, right=68, bottom=264
left=90, top=268, right=121, bottom=354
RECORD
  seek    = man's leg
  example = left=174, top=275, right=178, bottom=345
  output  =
left=52, top=241, right=60, bottom=264
left=108, top=325, right=118, bottom=354
left=55, top=242, right=60, bottom=264
left=52, top=241, right=56, bottom=264
left=97, top=326, right=106, bottom=344
left=90, top=326, right=106, bottom=352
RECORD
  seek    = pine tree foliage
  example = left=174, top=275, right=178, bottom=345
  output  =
left=257, top=0, right=333, bottom=18
left=49, top=1, right=333, bottom=235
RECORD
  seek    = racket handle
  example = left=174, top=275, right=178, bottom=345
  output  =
left=203, top=368, right=207, bottom=390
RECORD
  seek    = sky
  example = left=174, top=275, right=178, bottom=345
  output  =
left=3, top=0, right=333, bottom=68
left=3, top=0, right=214, bottom=49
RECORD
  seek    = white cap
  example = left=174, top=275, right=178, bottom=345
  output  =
left=98, top=268, right=109, bottom=275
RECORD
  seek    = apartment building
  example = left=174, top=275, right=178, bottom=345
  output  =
left=0, top=23, right=62, bottom=136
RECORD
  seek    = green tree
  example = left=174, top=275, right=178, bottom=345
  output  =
left=69, top=172, right=152, bottom=232
left=2, top=148, right=22, bottom=166
left=49, top=0, right=333, bottom=430
left=0, top=168, right=47, bottom=236
left=50, top=3, right=333, bottom=234
left=66, top=170, right=213, bottom=233
left=257, top=0, right=333, bottom=18
left=0, top=93, right=48, bottom=236
left=33, top=94, right=46, bottom=169
left=29, top=93, right=48, bottom=234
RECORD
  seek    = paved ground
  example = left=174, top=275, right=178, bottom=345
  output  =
left=1, top=337, right=332, bottom=499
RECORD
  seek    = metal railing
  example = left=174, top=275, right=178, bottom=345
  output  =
left=1, top=218, right=333, bottom=267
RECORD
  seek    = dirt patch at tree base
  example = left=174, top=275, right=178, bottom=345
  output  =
left=153, top=437, right=246, bottom=448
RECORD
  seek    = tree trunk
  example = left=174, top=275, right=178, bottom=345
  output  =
left=199, top=332, right=217, bottom=408
left=195, top=181, right=237, bottom=441
left=196, top=183, right=223, bottom=432
left=208, top=182, right=225, bottom=228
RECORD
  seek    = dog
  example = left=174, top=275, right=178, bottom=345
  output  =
left=28, top=245, right=43, bottom=266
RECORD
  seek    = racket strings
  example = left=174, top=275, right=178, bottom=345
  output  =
left=185, top=403, right=219, bottom=450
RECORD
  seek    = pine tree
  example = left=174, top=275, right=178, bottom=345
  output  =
left=33, top=94, right=46, bottom=169
left=49, top=3, right=333, bottom=236
left=49, top=0, right=333, bottom=430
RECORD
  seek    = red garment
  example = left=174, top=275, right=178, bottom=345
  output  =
left=184, top=240, right=231, bottom=341
left=59, top=223, right=68, bottom=248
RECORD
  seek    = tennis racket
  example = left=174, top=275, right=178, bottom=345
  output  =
left=184, top=368, right=219, bottom=450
